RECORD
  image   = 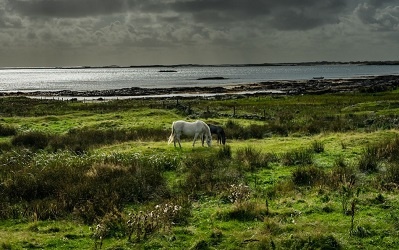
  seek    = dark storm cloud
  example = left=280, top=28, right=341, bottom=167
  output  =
left=355, top=0, right=399, bottom=31
left=170, top=0, right=348, bottom=30
left=0, top=9, right=22, bottom=28
left=1, top=0, right=399, bottom=67
left=7, top=0, right=138, bottom=18
left=7, top=0, right=349, bottom=30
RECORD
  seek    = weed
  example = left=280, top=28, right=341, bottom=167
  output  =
left=282, top=234, right=342, bottom=250
left=216, top=145, right=232, bottom=160
left=228, top=183, right=251, bottom=205
left=236, top=146, right=270, bottom=170
left=0, top=124, right=17, bottom=136
left=358, top=145, right=380, bottom=173
left=126, top=202, right=182, bottom=242
left=292, top=165, right=326, bottom=186
left=183, top=155, right=242, bottom=196
left=281, top=148, right=313, bottom=166
left=312, top=140, right=325, bottom=153
left=11, top=131, right=50, bottom=150
left=384, top=163, right=399, bottom=185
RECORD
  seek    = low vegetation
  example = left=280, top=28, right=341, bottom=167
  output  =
left=1, top=91, right=399, bottom=249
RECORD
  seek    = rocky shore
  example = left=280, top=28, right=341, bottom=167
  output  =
left=2, top=75, right=399, bottom=99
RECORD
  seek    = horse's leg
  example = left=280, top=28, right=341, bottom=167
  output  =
left=173, top=133, right=177, bottom=147
left=201, top=133, right=206, bottom=146
left=193, top=133, right=200, bottom=147
left=178, top=133, right=183, bottom=148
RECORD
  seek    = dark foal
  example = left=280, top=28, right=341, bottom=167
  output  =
left=206, top=124, right=226, bottom=145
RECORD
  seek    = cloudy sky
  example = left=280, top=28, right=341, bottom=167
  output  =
left=1, top=0, right=399, bottom=67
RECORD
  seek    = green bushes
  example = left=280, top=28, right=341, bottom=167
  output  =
left=7, top=127, right=168, bottom=152
left=182, top=153, right=243, bottom=196
left=292, top=165, right=326, bottom=186
left=11, top=131, right=50, bottom=149
left=0, top=151, right=171, bottom=222
left=0, top=124, right=17, bottom=136
left=236, top=146, right=275, bottom=171
left=281, top=148, right=314, bottom=166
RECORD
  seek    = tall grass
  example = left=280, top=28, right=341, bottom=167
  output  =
left=8, top=127, right=168, bottom=152
left=280, top=148, right=314, bottom=166
left=181, top=153, right=243, bottom=196
left=0, top=124, right=17, bottom=136
left=235, top=146, right=275, bottom=171
left=0, top=151, right=173, bottom=223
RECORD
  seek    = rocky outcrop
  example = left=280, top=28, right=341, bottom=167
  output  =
left=2, top=75, right=399, bottom=98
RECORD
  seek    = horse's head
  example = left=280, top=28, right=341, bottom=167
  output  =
left=202, top=122, right=212, bottom=147
left=205, top=134, right=212, bottom=147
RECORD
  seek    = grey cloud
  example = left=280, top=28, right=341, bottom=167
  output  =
left=170, top=0, right=348, bottom=30
left=355, top=1, right=399, bottom=31
left=6, top=0, right=349, bottom=31
left=0, top=9, right=23, bottom=28
left=7, top=0, right=138, bottom=18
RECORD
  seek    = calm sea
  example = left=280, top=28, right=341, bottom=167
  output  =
left=1, top=64, right=399, bottom=92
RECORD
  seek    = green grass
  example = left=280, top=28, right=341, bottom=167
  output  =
left=1, top=92, right=399, bottom=249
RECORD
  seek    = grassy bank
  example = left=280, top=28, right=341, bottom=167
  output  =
left=1, top=92, right=399, bottom=249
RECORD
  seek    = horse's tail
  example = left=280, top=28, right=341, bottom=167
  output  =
left=168, top=123, right=175, bottom=145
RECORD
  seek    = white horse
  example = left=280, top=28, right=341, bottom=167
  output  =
left=168, top=120, right=212, bottom=148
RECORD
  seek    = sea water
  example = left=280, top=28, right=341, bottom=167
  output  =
left=1, top=64, right=399, bottom=92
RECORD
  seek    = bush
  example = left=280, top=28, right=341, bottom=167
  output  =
left=236, top=146, right=270, bottom=171
left=11, top=131, right=50, bottom=150
left=0, top=124, right=17, bottom=136
left=282, top=234, right=341, bottom=250
left=182, top=154, right=242, bottom=196
left=216, top=145, right=232, bottom=160
left=0, top=151, right=170, bottom=223
left=292, top=165, right=326, bottom=186
left=48, top=127, right=168, bottom=152
left=358, top=146, right=379, bottom=173
left=312, top=140, right=325, bottom=153
left=281, top=148, right=313, bottom=166
left=328, top=157, right=357, bottom=189
left=384, top=163, right=399, bottom=185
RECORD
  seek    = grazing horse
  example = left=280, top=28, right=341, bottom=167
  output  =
left=168, top=120, right=212, bottom=148
left=206, top=124, right=226, bottom=145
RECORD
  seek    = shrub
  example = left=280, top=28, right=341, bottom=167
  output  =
left=48, top=127, right=168, bottom=152
left=384, top=163, right=399, bottom=185
left=11, top=131, right=50, bottom=150
left=0, top=124, right=17, bottom=136
left=236, top=147, right=277, bottom=171
left=126, top=201, right=185, bottom=242
left=292, top=165, right=326, bottom=186
left=182, top=154, right=242, bottom=196
left=227, top=183, right=251, bottom=205
left=216, top=145, right=232, bottom=160
left=282, top=234, right=341, bottom=250
left=224, top=120, right=246, bottom=139
left=281, top=148, right=313, bottom=166
left=358, top=146, right=379, bottom=173
left=312, top=140, right=325, bottom=153
left=328, top=157, right=357, bottom=189
left=247, top=124, right=266, bottom=139
left=0, top=151, right=170, bottom=223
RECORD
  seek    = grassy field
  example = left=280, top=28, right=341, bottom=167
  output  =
left=1, top=92, right=399, bottom=249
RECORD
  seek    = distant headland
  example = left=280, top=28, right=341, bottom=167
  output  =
left=2, top=61, right=399, bottom=70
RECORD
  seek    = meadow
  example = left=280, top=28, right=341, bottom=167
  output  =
left=1, top=90, right=399, bottom=249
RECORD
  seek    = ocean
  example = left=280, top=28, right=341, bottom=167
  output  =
left=1, top=64, right=399, bottom=92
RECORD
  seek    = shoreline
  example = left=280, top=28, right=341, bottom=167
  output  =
left=2, top=75, right=399, bottom=100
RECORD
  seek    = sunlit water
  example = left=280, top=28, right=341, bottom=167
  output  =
left=1, top=65, right=399, bottom=92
